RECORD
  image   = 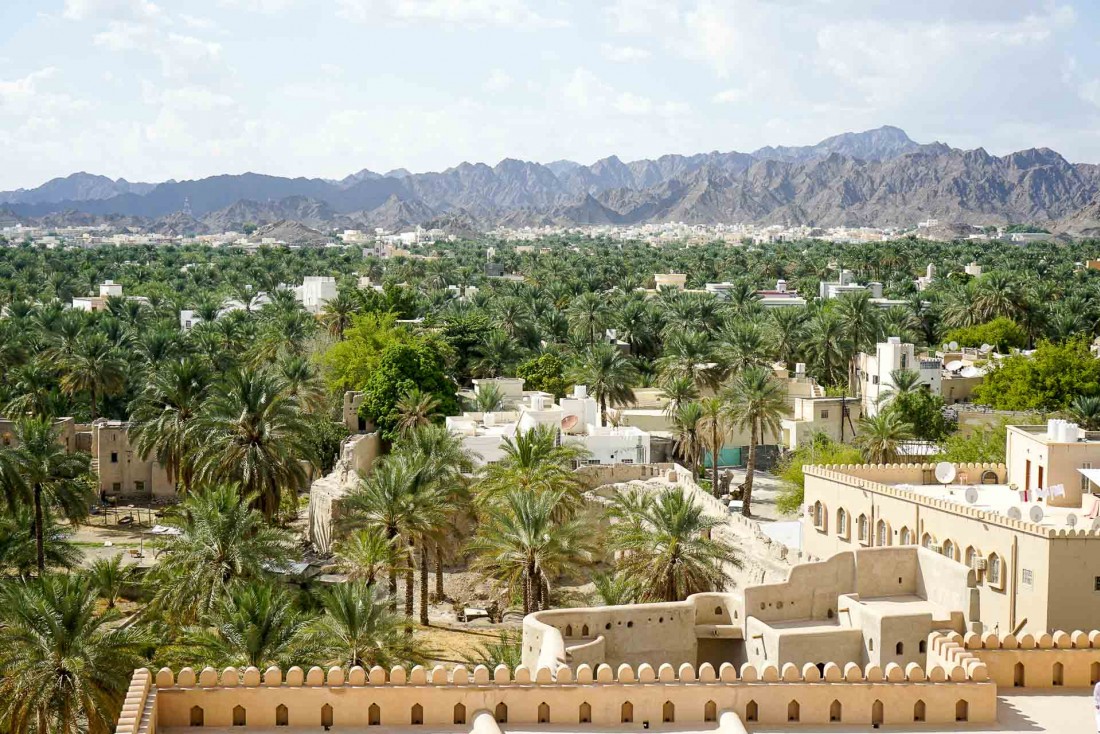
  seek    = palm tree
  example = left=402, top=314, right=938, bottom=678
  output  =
left=128, top=358, right=211, bottom=494
left=147, top=484, right=294, bottom=624
left=4, top=360, right=63, bottom=419
left=471, top=329, right=521, bottom=378
left=571, top=342, right=637, bottom=425
left=85, top=553, right=136, bottom=608
left=472, top=383, right=505, bottom=413
left=657, top=331, right=718, bottom=393
left=0, top=505, right=83, bottom=577
left=768, top=307, right=806, bottom=369
left=836, top=291, right=881, bottom=395
left=591, top=571, right=641, bottom=606
left=803, top=310, right=850, bottom=387
left=0, top=418, right=91, bottom=573
left=309, top=582, right=427, bottom=668
left=335, top=527, right=401, bottom=586
left=474, top=425, right=588, bottom=513
left=723, top=366, right=789, bottom=517
left=1069, top=394, right=1100, bottom=431
left=697, top=397, right=727, bottom=496
left=717, top=320, right=770, bottom=374
left=877, top=368, right=923, bottom=408
left=394, top=387, right=442, bottom=436
left=59, top=332, right=126, bottom=419
left=660, top=374, right=699, bottom=417
left=467, top=489, right=591, bottom=614
left=321, top=290, right=360, bottom=340
left=172, top=582, right=315, bottom=669
left=607, top=487, right=739, bottom=601
left=670, top=401, right=705, bottom=478
left=0, top=574, right=147, bottom=734
left=189, top=369, right=314, bottom=518
left=276, top=356, right=328, bottom=414
left=855, top=411, right=915, bottom=464
left=567, top=291, right=607, bottom=344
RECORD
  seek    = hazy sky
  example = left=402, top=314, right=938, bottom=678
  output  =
left=1, top=1, right=1097, bottom=189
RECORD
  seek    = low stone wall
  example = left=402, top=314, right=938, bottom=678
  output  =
left=140, top=660, right=996, bottom=729
left=958, top=629, right=1100, bottom=688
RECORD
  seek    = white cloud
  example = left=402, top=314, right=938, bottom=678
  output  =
left=562, top=68, right=689, bottom=119
left=712, top=88, right=745, bottom=104
left=600, top=44, right=650, bottom=63
left=483, top=68, right=513, bottom=92
left=336, top=0, right=566, bottom=29
left=605, top=0, right=679, bottom=34
left=63, top=0, right=160, bottom=21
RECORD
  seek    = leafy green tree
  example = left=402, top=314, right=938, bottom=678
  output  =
left=723, top=366, right=789, bottom=516
left=359, top=341, right=460, bottom=441
left=973, top=338, right=1100, bottom=411
left=607, top=487, right=739, bottom=602
left=516, top=352, right=569, bottom=398
left=776, top=434, right=863, bottom=514
left=937, top=424, right=1009, bottom=464
left=0, top=574, right=147, bottom=734
left=147, top=485, right=294, bottom=624
left=944, top=317, right=1026, bottom=352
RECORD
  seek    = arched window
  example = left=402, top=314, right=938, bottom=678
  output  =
left=190, top=707, right=204, bottom=727
left=955, top=700, right=969, bottom=722
left=581, top=624, right=589, bottom=636
left=704, top=701, right=717, bottom=722
left=565, top=624, right=573, bottom=637
left=663, top=701, right=675, bottom=723
left=621, top=702, right=633, bottom=724
left=787, top=700, right=800, bottom=722
left=276, top=705, right=289, bottom=727
left=321, top=704, right=334, bottom=729
left=914, top=700, right=926, bottom=722
left=745, top=701, right=758, bottom=722
left=919, top=640, right=927, bottom=654
left=988, top=553, right=1002, bottom=587
left=579, top=702, right=592, bottom=724
left=965, top=546, right=978, bottom=571
left=858, top=514, right=868, bottom=542
left=872, top=700, right=884, bottom=726
left=1053, top=662, right=1064, bottom=686
left=411, top=704, right=423, bottom=726
left=830, top=700, right=842, bottom=722
left=495, top=704, right=508, bottom=724
left=813, top=501, right=825, bottom=529
left=454, top=705, right=466, bottom=725
left=943, top=539, right=955, bottom=560
left=922, top=533, right=933, bottom=549
left=232, top=706, right=246, bottom=727
left=837, top=509, right=848, bottom=538
left=538, top=703, right=550, bottom=724
left=896, top=641, right=904, bottom=655
left=369, top=704, right=380, bottom=726
left=876, top=519, right=889, bottom=546
left=900, top=527, right=912, bottom=545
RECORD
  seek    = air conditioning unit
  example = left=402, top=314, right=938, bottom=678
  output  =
left=972, top=558, right=987, bottom=571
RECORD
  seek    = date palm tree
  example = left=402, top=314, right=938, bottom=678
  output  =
left=474, top=425, right=588, bottom=515
left=275, top=355, right=328, bottom=414
left=1069, top=394, right=1100, bottom=431
left=189, top=369, right=314, bottom=518
left=147, top=484, right=294, bottom=624
left=170, top=582, right=315, bottom=669
left=855, top=411, right=915, bottom=464
left=467, top=489, right=591, bottom=614
left=394, top=387, right=442, bottom=436
left=670, top=400, right=705, bottom=478
left=658, top=331, right=718, bottom=393
left=0, top=574, right=148, bottom=734
left=129, top=358, right=211, bottom=495
left=803, top=310, right=850, bottom=388
left=836, top=291, right=881, bottom=395
left=309, top=581, right=427, bottom=669
left=698, top=397, right=727, bottom=496
left=85, top=553, right=137, bottom=609
left=0, top=418, right=91, bottom=573
left=0, top=505, right=83, bottom=577
left=724, top=366, right=789, bottom=516
left=660, top=374, right=699, bottom=417
left=335, top=527, right=401, bottom=586
left=607, top=487, right=739, bottom=602
left=321, top=289, right=360, bottom=340
left=570, top=342, right=637, bottom=426
left=59, top=332, right=126, bottom=420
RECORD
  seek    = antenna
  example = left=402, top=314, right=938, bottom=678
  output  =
left=1029, top=505, right=1045, bottom=524
left=1066, top=514, right=1078, bottom=528
left=1007, top=507, right=1023, bottom=521
left=934, top=462, right=957, bottom=485
left=964, top=487, right=979, bottom=504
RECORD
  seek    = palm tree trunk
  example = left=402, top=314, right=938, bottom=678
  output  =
left=90, top=388, right=98, bottom=421
left=540, top=573, right=550, bottom=611
left=600, top=394, right=607, bottom=427
left=419, top=544, right=430, bottom=626
left=33, top=483, right=45, bottom=574
left=387, top=527, right=398, bottom=612
left=404, top=547, right=414, bottom=619
left=434, top=546, right=445, bottom=601
left=742, top=424, right=757, bottom=517
left=711, top=425, right=720, bottom=497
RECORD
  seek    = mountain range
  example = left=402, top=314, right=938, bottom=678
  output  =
left=6, top=126, right=1100, bottom=237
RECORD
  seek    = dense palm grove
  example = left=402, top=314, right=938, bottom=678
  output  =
left=1, top=234, right=1100, bottom=731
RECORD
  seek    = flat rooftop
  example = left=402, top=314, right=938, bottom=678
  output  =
left=851, top=594, right=953, bottom=619
left=890, top=482, right=1090, bottom=531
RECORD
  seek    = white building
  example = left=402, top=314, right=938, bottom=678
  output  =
left=858, top=337, right=942, bottom=416
left=445, top=385, right=650, bottom=467
left=180, top=309, right=200, bottom=332
left=298, top=277, right=337, bottom=313
left=99, top=280, right=123, bottom=297
left=965, top=262, right=983, bottom=277
left=915, top=263, right=935, bottom=291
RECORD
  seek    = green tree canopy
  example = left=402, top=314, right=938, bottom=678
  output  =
left=358, top=341, right=460, bottom=441
left=972, top=338, right=1100, bottom=411
left=943, top=317, right=1027, bottom=352
left=516, top=351, right=569, bottom=398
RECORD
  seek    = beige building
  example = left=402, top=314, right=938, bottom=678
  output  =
left=1005, top=421, right=1099, bottom=507
left=91, top=420, right=174, bottom=501
left=0, top=416, right=78, bottom=453
left=780, top=396, right=861, bottom=450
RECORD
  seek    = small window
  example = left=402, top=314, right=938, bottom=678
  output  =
left=134, top=481, right=145, bottom=493
left=1094, top=576, right=1100, bottom=592
left=586, top=459, right=601, bottom=465
left=858, top=515, right=869, bottom=543
left=821, top=409, right=830, bottom=419
left=988, top=554, right=1003, bottom=587
left=112, top=482, right=121, bottom=492
left=896, top=642, right=904, bottom=655
left=110, top=452, right=119, bottom=463
left=1022, top=569, right=1033, bottom=588
left=837, top=509, right=848, bottom=538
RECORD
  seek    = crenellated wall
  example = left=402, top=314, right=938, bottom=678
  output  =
left=131, top=659, right=996, bottom=731
left=954, top=629, right=1100, bottom=689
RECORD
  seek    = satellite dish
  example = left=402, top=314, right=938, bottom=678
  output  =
left=1007, top=507, right=1023, bottom=520
left=1066, top=514, right=1079, bottom=528
left=560, top=415, right=579, bottom=431
left=980, top=343, right=993, bottom=353
left=964, top=487, right=979, bottom=504
left=1092, top=518, right=1100, bottom=532
left=948, top=341, right=959, bottom=351
left=1029, top=505, right=1045, bottom=524
left=960, top=366, right=981, bottom=378
left=935, top=462, right=957, bottom=484
left=945, top=360, right=965, bottom=372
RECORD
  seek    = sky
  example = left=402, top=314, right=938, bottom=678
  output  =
left=1, top=0, right=1099, bottom=190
